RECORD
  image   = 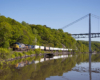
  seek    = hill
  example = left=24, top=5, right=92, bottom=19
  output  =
left=0, top=15, right=100, bottom=52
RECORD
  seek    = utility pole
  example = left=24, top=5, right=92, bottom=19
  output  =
left=89, top=13, right=92, bottom=80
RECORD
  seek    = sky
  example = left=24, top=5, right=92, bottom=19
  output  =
left=0, top=0, right=100, bottom=41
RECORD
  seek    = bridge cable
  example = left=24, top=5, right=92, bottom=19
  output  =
left=61, top=14, right=89, bottom=29
left=91, top=14, right=100, bottom=19
left=91, top=14, right=100, bottom=33
left=98, top=18, right=99, bottom=33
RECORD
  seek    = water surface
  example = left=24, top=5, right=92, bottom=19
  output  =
left=0, top=54, right=100, bottom=80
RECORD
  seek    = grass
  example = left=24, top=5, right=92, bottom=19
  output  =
left=0, top=48, right=45, bottom=60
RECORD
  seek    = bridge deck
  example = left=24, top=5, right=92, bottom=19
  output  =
left=72, top=33, right=100, bottom=38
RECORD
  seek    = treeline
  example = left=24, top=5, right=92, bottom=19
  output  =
left=80, top=41, right=100, bottom=52
left=0, top=15, right=100, bottom=52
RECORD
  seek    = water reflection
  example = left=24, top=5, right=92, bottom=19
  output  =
left=15, top=55, right=69, bottom=68
left=15, top=60, right=35, bottom=68
left=89, top=53, right=92, bottom=80
left=89, top=62, right=92, bottom=80
left=0, top=54, right=100, bottom=80
left=46, top=62, right=100, bottom=80
left=72, top=66, right=100, bottom=73
left=46, top=54, right=100, bottom=80
left=72, top=63, right=100, bottom=73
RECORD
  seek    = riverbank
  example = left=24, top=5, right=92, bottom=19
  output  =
left=0, top=48, right=74, bottom=63
left=0, top=48, right=44, bottom=62
left=0, top=51, right=73, bottom=62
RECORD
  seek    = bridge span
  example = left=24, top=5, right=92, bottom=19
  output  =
left=72, top=33, right=100, bottom=38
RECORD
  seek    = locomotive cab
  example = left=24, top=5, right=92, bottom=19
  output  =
left=13, top=42, right=20, bottom=50
left=13, top=42, right=26, bottom=51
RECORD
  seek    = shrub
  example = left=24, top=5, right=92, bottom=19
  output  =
left=11, top=54, right=15, bottom=58
left=26, top=52, right=30, bottom=55
left=0, top=48, right=10, bottom=54
left=0, top=48, right=10, bottom=59
left=23, top=51, right=26, bottom=55
left=3, top=40, right=10, bottom=48
left=18, top=52, right=23, bottom=57
left=41, top=51, right=45, bottom=54
left=0, top=62, right=3, bottom=66
left=28, top=49, right=35, bottom=55
left=34, top=49, right=41, bottom=54
left=13, top=52, right=19, bottom=57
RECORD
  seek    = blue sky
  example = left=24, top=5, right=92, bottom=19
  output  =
left=0, top=0, right=100, bottom=41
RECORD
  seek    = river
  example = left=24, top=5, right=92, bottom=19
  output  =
left=0, top=54, right=100, bottom=80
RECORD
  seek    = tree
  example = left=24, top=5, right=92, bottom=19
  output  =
left=0, top=22, right=12, bottom=48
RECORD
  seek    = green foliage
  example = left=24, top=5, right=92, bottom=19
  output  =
left=80, top=41, right=100, bottom=52
left=21, top=21, right=28, bottom=26
left=0, top=15, right=100, bottom=54
left=91, top=54, right=100, bottom=61
left=29, top=24, right=77, bottom=48
left=0, top=48, right=10, bottom=59
left=0, top=22, right=12, bottom=47
left=0, top=62, right=3, bottom=66
left=0, top=16, right=35, bottom=47
left=41, top=51, right=45, bottom=54
left=22, top=51, right=26, bottom=55
left=34, top=49, right=41, bottom=54
left=18, top=52, right=23, bottom=57
left=76, top=40, right=89, bottom=53
left=11, top=54, right=15, bottom=58
left=28, top=49, right=35, bottom=55
left=13, top=52, right=20, bottom=57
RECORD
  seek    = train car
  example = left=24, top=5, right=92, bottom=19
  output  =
left=63, top=48, right=68, bottom=51
left=49, top=47, right=54, bottom=51
left=68, top=49, right=72, bottom=51
left=60, top=48, right=64, bottom=51
left=39, top=46, right=44, bottom=50
left=57, top=48, right=61, bottom=51
left=53, top=48, right=58, bottom=51
left=28, top=45, right=34, bottom=49
left=25, top=45, right=29, bottom=50
left=26, top=45, right=34, bottom=50
left=44, top=47, right=49, bottom=51
left=33, top=45, right=40, bottom=49
left=65, top=48, right=69, bottom=51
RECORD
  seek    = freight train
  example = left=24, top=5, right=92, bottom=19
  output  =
left=13, top=42, right=72, bottom=51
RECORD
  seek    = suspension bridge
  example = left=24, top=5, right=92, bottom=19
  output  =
left=61, top=13, right=100, bottom=39
left=61, top=13, right=100, bottom=80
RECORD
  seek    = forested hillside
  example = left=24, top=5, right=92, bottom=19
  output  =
left=81, top=41, right=100, bottom=52
left=0, top=16, right=100, bottom=52
left=0, top=16, right=35, bottom=48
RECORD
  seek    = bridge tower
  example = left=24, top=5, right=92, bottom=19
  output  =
left=89, top=13, right=92, bottom=80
